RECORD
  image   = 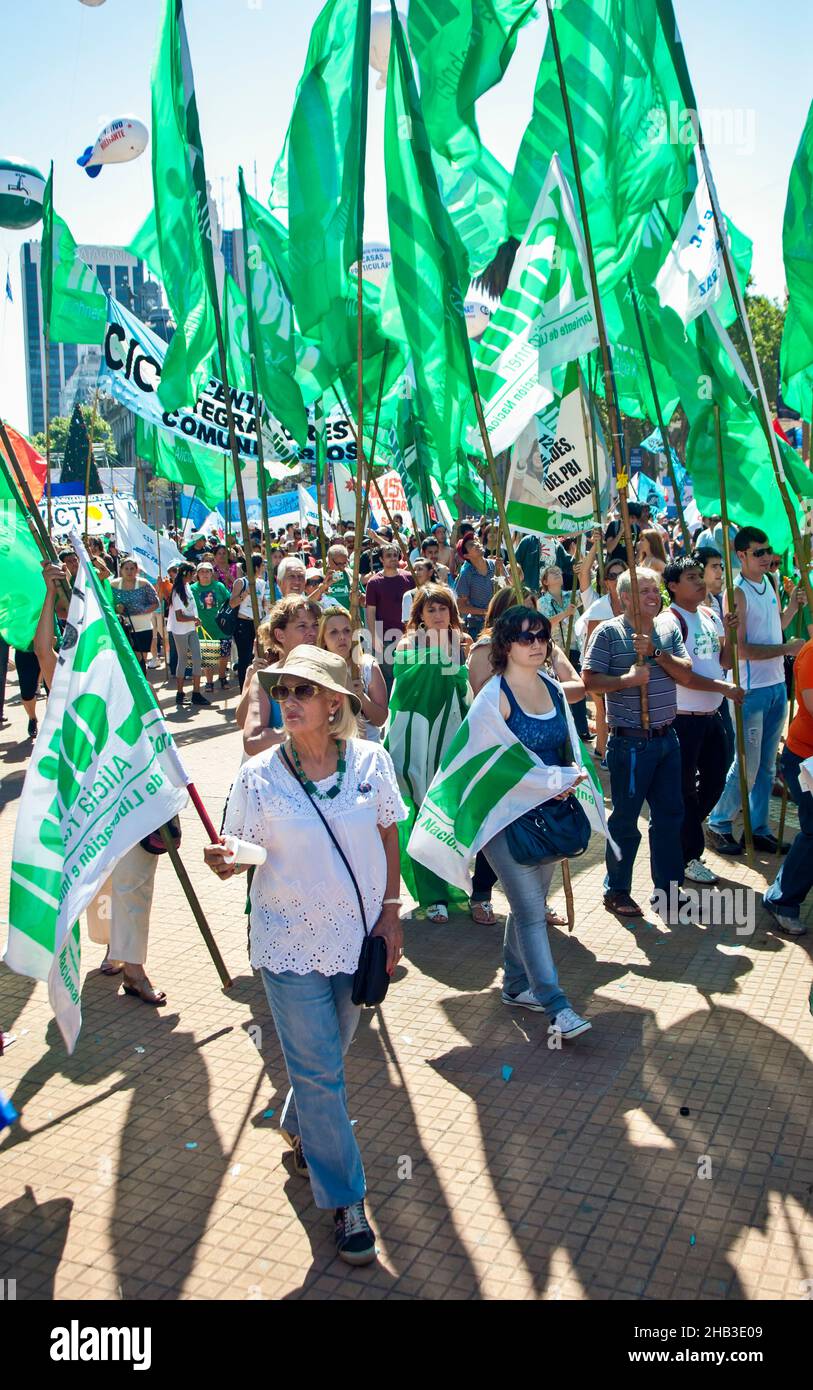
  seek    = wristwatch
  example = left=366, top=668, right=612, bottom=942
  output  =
left=651, top=646, right=662, bottom=659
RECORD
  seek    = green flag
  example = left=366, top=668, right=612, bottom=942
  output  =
left=384, top=4, right=473, bottom=504
left=0, top=453, right=46, bottom=650
left=239, top=169, right=308, bottom=446
left=150, top=0, right=217, bottom=411
left=780, top=98, right=813, bottom=420
left=408, top=0, right=536, bottom=167
left=509, top=0, right=692, bottom=290
left=270, top=0, right=370, bottom=348
left=40, top=165, right=106, bottom=346
left=137, top=417, right=234, bottom=511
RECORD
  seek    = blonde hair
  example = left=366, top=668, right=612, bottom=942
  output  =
left=328, top=694, right=360, bottom=742
left=317, top=603, right=362, bottom=681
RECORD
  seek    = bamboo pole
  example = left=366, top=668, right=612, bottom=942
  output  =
left=332, top=378, right=418, bottom=581
left=586, top=357, right=605, bottom=592
left=545, top=0, right=647, bottom=725
left=83, top=389, right=100, bottom=539
left=249, top=355, right=275, bottom=577
left=714, top=404, right=754, bottom=865
left=626, top=273, right=691, bottom=552
left=43, top=330, right=53, bottom=534
left=212, top=313, right=261, bottom=629
left=158, top=823, right=232, bottom=990
left=313, top=397, right=329, bottom=570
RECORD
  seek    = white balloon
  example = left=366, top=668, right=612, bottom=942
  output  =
left=465, top=299, right=492, bottom=340
left=78, top=1, right=107, bottom=6
left=369, top=7, right=405, bottom=90
left=77, top=118, right=148, bottom=178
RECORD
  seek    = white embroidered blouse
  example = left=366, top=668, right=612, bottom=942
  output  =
left=223, top=738, right=408, bottom=976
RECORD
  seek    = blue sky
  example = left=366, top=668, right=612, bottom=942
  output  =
left=1, top=0, right=812, bottom=433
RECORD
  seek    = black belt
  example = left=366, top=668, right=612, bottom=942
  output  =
left=610, top=723, right=674, bottom=740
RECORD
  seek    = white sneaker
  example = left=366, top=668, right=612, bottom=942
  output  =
left=550, top=1007, right=592, bottom=1039
left=763, top=900, right=807, bottom=936
left=501, top=988, right=545, bottom=1012
left=684, top=858, right=718, bottom=884
left=146, top=656, right=159, bottom=669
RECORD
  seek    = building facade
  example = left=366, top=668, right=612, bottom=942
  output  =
left=20, top=240, right=148, bottom=436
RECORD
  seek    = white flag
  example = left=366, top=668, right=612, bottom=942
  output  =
left=655, top=157, right=724, bottom=324
left=298, top=484, right=320, bottom=529
left=4, top=538, right=190, bottom=1051
left=113, top=498, right=186, bottom=581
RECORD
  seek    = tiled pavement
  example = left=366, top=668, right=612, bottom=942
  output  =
left=1, top=668, right=812, bottom=1301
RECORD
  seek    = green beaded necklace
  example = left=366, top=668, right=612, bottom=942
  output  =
left=289, top=739, right=347, bottom=800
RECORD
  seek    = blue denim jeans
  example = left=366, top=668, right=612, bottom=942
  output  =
left=708, top=682, right=787, bottom=837
left=604, top=727, right=685, bottom=894
left=763, top=748, right=813, bottom=920
left=483, top=831, right=567, bottom=1016
left=260, top=968, right=365, bottom=1210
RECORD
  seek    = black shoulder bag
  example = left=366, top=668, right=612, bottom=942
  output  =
left=280, top=747, right=389, bottom=1007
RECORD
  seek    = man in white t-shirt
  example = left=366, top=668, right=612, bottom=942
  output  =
left=664, top=557, right=744, bottom=884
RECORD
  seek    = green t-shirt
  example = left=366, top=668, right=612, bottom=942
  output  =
left=191, top=580, right=230, bottom=639
left=326, top=570, right=352, bottom=611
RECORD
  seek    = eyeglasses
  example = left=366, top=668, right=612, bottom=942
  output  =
left=751, top=547, right=771, bottom=558
left=269, top=682, right=319, bottom=702
left=514, top=630, right=549, bottom=646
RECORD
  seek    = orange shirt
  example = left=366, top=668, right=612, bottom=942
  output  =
left=787, top=638, right=813, bottom=759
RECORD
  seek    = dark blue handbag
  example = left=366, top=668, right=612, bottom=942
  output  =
left=505, top=794, right=591, bottom=866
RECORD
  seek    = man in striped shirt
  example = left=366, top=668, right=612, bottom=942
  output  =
left=583, top=567, right=692, bottom=920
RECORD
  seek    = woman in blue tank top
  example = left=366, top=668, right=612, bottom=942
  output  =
left=483, top=606, right=592, bottom=1041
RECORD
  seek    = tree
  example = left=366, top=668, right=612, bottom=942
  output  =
left=32, top=405, right=117, bottom=471
left=728, top=284, right=786, bottom=412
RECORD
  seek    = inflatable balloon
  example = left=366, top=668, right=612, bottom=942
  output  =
left=78, top=2, right=107, bottom=7
left=77, top=118, right=148, bottom=179
left=369, top=6, right=405, bottom=89
left=351, top=241, right=391, bottom=289
left=465, top=299, right=492, bottom=340
left=0, top=160, right=46, bottom=229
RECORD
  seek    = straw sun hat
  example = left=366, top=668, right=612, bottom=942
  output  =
left=257, top=645, right=362, bottom=715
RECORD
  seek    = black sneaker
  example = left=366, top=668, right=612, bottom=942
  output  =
left=175, top=692, right=185, bottom=707
left=334, top=1201, right=377, bottom=1266
left=705, top=826, right=743, bottom=856
left=190, top=691, right=209, bottom=707
left=280, top=1129, right=310, bottom=1180
left=751, top=833, right=790, bottom=855
left=26, top=717, right=38, bottom=738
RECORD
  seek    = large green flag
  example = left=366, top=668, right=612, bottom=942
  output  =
left=435, top=145, right=512, bottom=277
left=408, top=0, right=537, bottom=167
left=384, top=4, right=474, bottom=505
left=0, top=455, right=46, bottom=650
left=239, top=169, right=308, bottom=447
left=780, top=99, right=813, bottom=420
left=150, top=0, right=217, bottom=411
left=270, top=0, right=370, bottom=348
left=40, top=165, right=106, bottom=346
left=509, top=0, right=692, bottom=290
left=136, top=417, right=234, bottom=512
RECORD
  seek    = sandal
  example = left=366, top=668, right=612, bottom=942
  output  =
left=603, top=890, right=643, bottom=919
left=425, top=903, right=449, bottom=924
left=470, top=900, right=497, bottom=925
left=545, top=909, right=567, bottom=927
left=122, top=972, right=167, bottom=1006
left=100, top=954, right=124, bottom=977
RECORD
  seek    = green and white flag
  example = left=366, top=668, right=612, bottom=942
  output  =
left=408, top=671, right=618, bottom=893
left=41, top=163, right=106, bottom=346
left=780, top=97, right=813, bottom=420
left=4, top=538, right=190, bottom=1053
left=471, top=154, right=596, bottom=456
left=505, top=362, right=610, bottom=536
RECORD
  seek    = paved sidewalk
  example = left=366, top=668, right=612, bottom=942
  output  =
left=1, top=669, right=812, bottom=1301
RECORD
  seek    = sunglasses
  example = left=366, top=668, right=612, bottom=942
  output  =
left=270, top=681, right=319, bottom=703
left=751, top=547, right=772, bottom=558
left=515, top=629, right=549, bottom=646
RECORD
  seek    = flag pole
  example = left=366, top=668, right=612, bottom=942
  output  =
left=249, top=354, right=275, bottom=572
left=313, top=397, right=329, bottom=570
left=349, top=0, right=372, bottom=638
left=43, top=330, right=53, bottom=534
left=0, top=416, right=69, bottom=603
left=212, top=316, right=262, bottom=628
left=658, top=1, right=813, bottom=623
left=714, top=404, right=754, bottom=865
left=626, top=273, right=691, bottom=552
left=586, top=357, right=605, bottom=591
left=157, top=823, right=232, bottom=989
left=332, top=377, right=418, bottom=580
left=83, top=387, right=100, bottom=539
left=544, top=0, right=647, bottom=723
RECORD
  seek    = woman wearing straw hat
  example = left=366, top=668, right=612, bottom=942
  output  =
left=204, top=646, right=406, bottom=1267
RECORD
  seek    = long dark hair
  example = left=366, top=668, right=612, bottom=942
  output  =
left=490, top=605, right=552, bottom=674
left=173, top=564, right=196, bottom=604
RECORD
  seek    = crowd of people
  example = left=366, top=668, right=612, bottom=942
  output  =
left=3, top=492, right=813, bottom=1269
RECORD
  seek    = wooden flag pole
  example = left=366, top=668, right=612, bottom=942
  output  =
left=545, top=0, right=648, bottom=725
left=626, top=274, right=692, bottom=552
left=469, top=389, right=524, bottom=600
left=0, top=416, right=70, bottom=608
left=313, top=398, right=329, bottom=570
left=43, top=330, right=53, bottom=534
left=249, top=354, right=275, bottom=574
left=212, top=310, right=261, bottom=629
left=83, top=388, right=100, bottom=540
left=158, top=823, right=232, bottom=990
left=586, top=357, right=605, bottom=592
left=332, top=378, right=418, bottom=582
left=714, top=404, right=754, bottom=865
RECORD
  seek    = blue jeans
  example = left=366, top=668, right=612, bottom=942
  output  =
left=708, top=682, right=787, bottom=837
left=260, top=968, right=365, bottom=1210
left=764, top=748, right=813, bottom=920
left=604, top=728, right=685, bottom=894
left=483, top=831, right=567, bottom=1017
